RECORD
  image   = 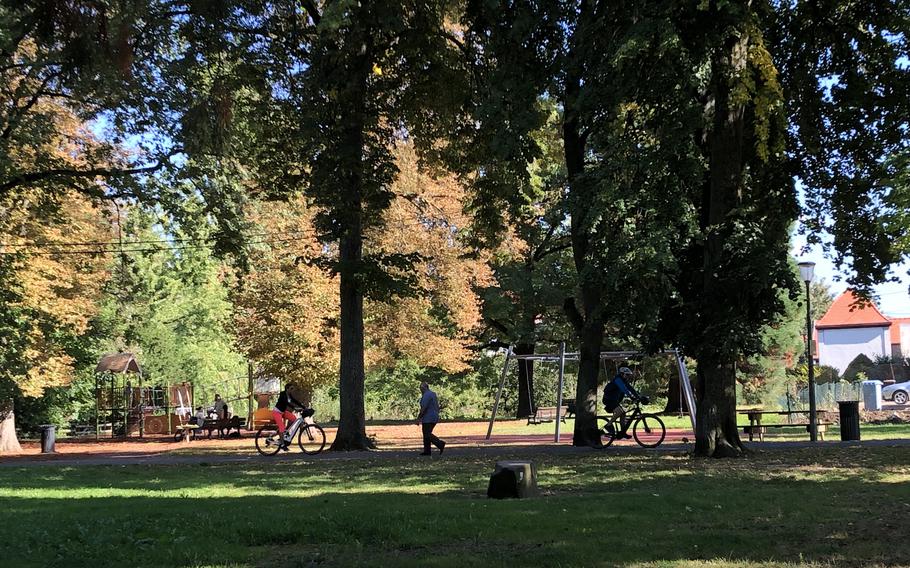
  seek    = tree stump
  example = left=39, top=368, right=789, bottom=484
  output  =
left=487, top=461, right=538, bottom=499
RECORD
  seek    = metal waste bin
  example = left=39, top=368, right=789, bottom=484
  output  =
left=862, top=380, right=883, bottom=411
left=838, top=401, right=860, bottom=441
left=39, top=424, right=56, bottom=453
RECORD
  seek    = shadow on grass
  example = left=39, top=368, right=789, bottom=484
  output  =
left=0, top=448, right=908, bottom=568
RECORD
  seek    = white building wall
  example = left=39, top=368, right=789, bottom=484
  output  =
left=901, top=324, right=910, bottom=358
left=817, top=327, right=889, bottom=373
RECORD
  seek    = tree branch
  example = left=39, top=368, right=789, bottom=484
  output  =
left=1, top=70, right=61, bottom=139
left=0, top=152, right=178, bottom=195
left=535, top=241, right=572, bottom=261
left=302, top=0, right=322, bottom=25
left=563, top=297, right=584, bottom=333
left=487, top=318, right=512, bottom=335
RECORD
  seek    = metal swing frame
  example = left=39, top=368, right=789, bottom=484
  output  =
left=485, top=342, right=697, bottom=442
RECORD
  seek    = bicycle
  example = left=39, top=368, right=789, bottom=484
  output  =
left=255, top=408, right=326, bottom=456
left=598, top=397, right=666, bottom=448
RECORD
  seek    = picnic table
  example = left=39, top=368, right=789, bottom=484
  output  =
left=738, top=409, right=835, bottom=441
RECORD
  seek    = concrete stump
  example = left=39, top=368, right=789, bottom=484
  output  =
left=487, top=460, right=538, bottom=499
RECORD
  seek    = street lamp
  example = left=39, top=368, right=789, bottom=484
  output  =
left=798, top=261, right=818, bottom=442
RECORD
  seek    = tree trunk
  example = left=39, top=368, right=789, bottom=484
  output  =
left=330, top=228, right=375, bottom=451
left=694, top=8, right=750, bottom=457
left=573, top=318, right=604, bottom=447
left=0, top=399, right=23, bottom=453
left=515, top=342, right=536, bottom=418
left=694, top=360, right=744, bottom=457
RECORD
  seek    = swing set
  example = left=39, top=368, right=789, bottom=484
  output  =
left=485, top=342, right=697, bottom=442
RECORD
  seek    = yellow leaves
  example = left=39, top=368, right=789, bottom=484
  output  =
left=365, top=142, right=492, bottom=373
left=236, top=142, right=492, bottom=381
left=232, top=198, right=339, bottom=391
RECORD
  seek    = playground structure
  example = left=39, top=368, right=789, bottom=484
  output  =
left=93, top=355, right=274, bottom=439
left=485, top=343, right=697, bottom=441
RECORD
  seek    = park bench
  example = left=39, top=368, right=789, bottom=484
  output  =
left=743, top=421, right=835, bottom=442
left=528, top=406, right=569, bottom=425
left=67, top=424, right=113, bottom=437
left=196, top=416, right=246, bottom=439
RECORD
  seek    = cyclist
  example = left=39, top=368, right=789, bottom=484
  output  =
left=272, top=383, right=308, bottom=451
left=602, top=366, right=644, bottom=438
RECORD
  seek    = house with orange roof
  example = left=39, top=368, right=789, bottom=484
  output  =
left=816, top=290, right=909, bottom=373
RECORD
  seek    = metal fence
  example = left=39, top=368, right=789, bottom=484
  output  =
left=781, top=381, right=862, bottom=412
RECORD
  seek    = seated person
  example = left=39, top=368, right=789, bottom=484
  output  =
left=602, top=366, right=642, bottom=438
left=212, top=394, right=229, bottom=420
left=192, top=406, right=206, bottom=426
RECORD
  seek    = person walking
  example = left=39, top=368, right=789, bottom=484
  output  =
left=417, top=381, right=446, bottom=456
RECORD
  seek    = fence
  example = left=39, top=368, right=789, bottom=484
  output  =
left=781, top=381, right=862, bottom=412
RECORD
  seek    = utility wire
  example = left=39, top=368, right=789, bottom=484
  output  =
left=0, top=228, right=315, bottom=249
left=0, top=234, right=316, bottom=257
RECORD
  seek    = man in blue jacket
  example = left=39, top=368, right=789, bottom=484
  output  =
left=602, top=367, right=642, bottom=438
left=417, top=381, right=446, bottom=456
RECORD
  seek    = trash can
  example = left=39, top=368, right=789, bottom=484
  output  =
left=39, top=424, right=56, bottom=454
left=862, top=380, right=883, bottom=411
left=838, top=401, right=860, bottom=441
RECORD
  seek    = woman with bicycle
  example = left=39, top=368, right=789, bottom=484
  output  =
left=271, top=383, right=307, bottom=451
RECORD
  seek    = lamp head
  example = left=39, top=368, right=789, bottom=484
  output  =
left=797, top=261, right=816, bottom=284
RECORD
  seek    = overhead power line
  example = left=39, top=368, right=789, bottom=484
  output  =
left=0, top=228, right=314, bottom=249
left=0, top=234, right=317, bottom=257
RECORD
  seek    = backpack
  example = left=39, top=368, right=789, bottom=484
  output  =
left=602, top=380, right=622, bottom=411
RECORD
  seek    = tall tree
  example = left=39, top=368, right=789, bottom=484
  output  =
left=476, top=106, right=574, bottom=418
left=459, top=1, right=702, bottom=445
left=157, top=2, right=464, bottom=449
left=668, top=0, right=799, bottom=457
left=234, top=144, right=491, bottom=403
left=0, top=189, right=111, bottom=452
left=96, top=203, right=246, bottom=389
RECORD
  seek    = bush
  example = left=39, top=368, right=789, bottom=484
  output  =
left=843, top=354, right=875, bottom=382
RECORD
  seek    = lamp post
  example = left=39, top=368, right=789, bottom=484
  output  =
left=798, top=261, right=818, bottom=442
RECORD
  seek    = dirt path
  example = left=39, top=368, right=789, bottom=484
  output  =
left=5, top=418, right=908, bottom=468
left=0, top=420, right=693, bottom=466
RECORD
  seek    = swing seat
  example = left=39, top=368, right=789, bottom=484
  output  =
left=527, top=406, right=568, bottom=425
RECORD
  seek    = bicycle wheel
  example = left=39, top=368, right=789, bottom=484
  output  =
left=598, top=418, right=617, bottom=448
left=255, top=427, right=283, bottom=456
left=297, top=423, right=326, bottom=455
left=632, top=414, right=666, bottom=448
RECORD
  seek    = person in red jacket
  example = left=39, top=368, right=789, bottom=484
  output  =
left=271, top=384, right=307, bottom=451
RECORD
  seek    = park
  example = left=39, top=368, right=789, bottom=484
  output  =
left=2, top=1, right=910, bottom=567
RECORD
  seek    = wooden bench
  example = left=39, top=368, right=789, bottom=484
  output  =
left=528, top=406, right=569, bottom=425
left=67, top=424, right=113, bottom=437
left=743, top=421, right=835, bottom=442
left=196, top=416, right=246, bottom=439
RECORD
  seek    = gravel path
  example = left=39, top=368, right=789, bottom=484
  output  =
left=3, top=437, right=909, bottom=468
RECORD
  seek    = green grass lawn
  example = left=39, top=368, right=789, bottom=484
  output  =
left=2, top=445, right=909, bottom=568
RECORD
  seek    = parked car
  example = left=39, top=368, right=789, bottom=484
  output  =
left=882, top=381, right=910, bottom=405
